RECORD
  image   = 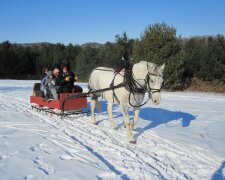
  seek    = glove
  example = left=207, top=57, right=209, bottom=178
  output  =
left=65, top=76, right=70, bottom=81
left=74, top=75, right=78, bottom=81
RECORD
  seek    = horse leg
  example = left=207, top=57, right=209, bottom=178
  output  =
left=96, top=98, right=101, bottom=113
left=132, top=107, right=140, bottom=129
left=121, top=106, right=136, bottom=143
left=107, top=102, right=118, bottom=130
left=90, top=96, right=97, bottom=125
left=123, top=107, right=140, bottom=129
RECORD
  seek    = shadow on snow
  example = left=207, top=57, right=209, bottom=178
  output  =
left=87, top=101, right=196, bottom=132
left=139, top=107, right=196, bottom=128
left=211, top=161, right=225, bottom=180
left=134, top=107, right=196, bottom=138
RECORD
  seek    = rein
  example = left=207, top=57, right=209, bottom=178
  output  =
left=123, top=66, right=148, bottom=107
left=62, top=63, right=162, bottom=113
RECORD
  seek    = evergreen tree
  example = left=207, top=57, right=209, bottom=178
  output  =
left=133, top=22, right=185, bottom=89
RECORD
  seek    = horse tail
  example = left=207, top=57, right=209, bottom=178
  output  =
left=88, top=68, right=95, bottom=90
left=87, top=68, right=99, bottom=101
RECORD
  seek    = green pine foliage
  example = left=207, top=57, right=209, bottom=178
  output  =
left=183, top=35, right=225, bottom=84
left=133, top=23, right=185, bottom=89
left=0, top=22, right=225, bottom=91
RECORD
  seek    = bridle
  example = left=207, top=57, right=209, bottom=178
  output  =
left=145, top=72, right=162, bottom=96
left=126, top=63, right=163, bottom=107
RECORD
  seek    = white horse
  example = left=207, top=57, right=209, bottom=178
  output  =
left=88, top=61, right=165, bottom=143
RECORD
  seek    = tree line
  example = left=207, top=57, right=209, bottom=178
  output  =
left=0, top=22, right=225, bottom=90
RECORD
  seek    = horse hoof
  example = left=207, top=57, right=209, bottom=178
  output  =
left=129, top=140, right=137, bottom=144
left=113, top=127, right=118, bottom=130
left=93, top=121, right=98, bottom=125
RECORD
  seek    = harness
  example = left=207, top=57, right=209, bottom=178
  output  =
left=61, top=63, right=162, bottom=114
left=125, top=66, right=162, bottom=107
left=92, top=63, right=162, bottom=107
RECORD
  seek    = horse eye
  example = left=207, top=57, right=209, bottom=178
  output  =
left=150, top=80, right=154, bottom=83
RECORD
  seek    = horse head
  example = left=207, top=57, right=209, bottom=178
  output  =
left=132, top=61, right=165, bottom=105
left=146, top=62, right=165, bottom=105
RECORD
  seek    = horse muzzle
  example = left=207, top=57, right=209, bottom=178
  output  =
left=150, top=92, right=161, bottom=105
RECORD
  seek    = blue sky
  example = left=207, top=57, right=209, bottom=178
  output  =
left=1, top=0, right=225, bottom=45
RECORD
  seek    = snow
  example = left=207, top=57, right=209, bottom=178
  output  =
left=0, top=79, right=224, bottom=179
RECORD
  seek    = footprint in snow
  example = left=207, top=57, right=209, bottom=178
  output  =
left=59, top=154, right=74, bottom=160
left=23, top=174, right=34, bottom=180
left=33, top=156, right=55, bottom=175
left=29, top=143, right=54, bottom=154
left=0, top=150, right=19, bottom=160
left=0, top=154, right=12, bottom=160
left=0, top=135, right=8, bottom=139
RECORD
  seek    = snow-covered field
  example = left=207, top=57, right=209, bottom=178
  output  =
left=0, top=80, right=224, bottom=180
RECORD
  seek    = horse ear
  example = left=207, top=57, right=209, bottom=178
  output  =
left=160, top=63, right=165, bottom=72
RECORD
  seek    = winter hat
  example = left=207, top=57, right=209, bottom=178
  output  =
left=47, top=71, right=53, bottom=77
left=61, top=63, right=70, bottom=71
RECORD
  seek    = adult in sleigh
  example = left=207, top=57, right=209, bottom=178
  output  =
left=30, top=64, right=86, bottom=114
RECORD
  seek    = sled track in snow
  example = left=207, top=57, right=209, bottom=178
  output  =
left=0, top=94, right=222, bottom=179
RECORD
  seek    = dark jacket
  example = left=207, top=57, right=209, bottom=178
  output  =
left=58, top=71, right=75, bottom=93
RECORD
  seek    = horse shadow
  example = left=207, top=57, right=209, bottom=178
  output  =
left=86, top=102, right=196, bottom=135
left=134, top=107, right=197, bottom=138
left=211, top=161, right=225, bottom=180
left=85, top=101, right=120, bottom=124
left=86, top=100, right=118, bottom=113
